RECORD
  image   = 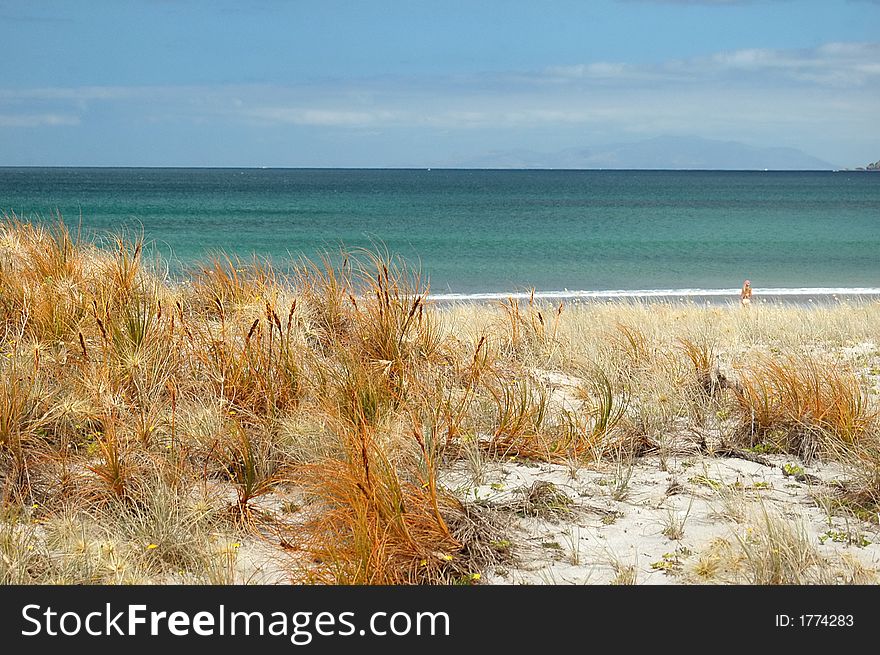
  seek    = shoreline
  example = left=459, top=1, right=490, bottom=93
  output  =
left=431, top=290, right=880, bottom=307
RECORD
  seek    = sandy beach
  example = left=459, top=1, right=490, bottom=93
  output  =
left=1, top=219, right=878, bottom=586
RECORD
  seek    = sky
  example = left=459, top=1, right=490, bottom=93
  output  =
left=0, top=0, right=878, bottom=167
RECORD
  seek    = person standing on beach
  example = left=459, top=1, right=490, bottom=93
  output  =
left=740, top=279, right=752, bottom=306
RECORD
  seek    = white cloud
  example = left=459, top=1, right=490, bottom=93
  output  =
left=0, top=41, right=875, bottom=164
left=544, top=62, right=635, bottom=79
left=1, top=41, right=875, bottom=129
left=0, top=86, right=150, bottom=101
left=700, top=42, right=880, bottom=85
left=244, top=107, right=402, bottom=126
left=542, top=42, right=880, bottom=86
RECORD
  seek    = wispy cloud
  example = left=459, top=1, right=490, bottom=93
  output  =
left=0, top=41, right=875, bottom=165
left=0, top=87, right=151, bottom=101
left=701, top=42, right=880, bottom=85
left=244, top=107, right=404, bottom=127
left=543, top=62, right=639, bottom=80
left=541, top=42, right=880, bottom=87
left=1, top=42, right=875, bottom=130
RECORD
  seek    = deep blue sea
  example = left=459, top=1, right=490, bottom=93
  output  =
left=1, top=167, right=878, bottom=298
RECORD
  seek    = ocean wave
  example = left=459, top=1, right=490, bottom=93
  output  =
left=430, top=287, right=880, bottom=301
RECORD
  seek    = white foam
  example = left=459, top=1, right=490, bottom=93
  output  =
left=430, top=287, right=880, bottom=302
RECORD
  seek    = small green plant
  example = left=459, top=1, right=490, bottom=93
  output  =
left=819, top=530, right=871, bottom=548
left=651, top=550, right=687, bottom=574
left=490, top=539, right=511, bottom=553
left=454, top=572, right=482, bottom=585
left=782, top=462, right=805, bottom=477
left=689, top=474, right=722, bottom=490
left=746, top=442, right=781, bottom=455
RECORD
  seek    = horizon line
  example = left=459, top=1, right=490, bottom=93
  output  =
left=0, top=165, right=848, bottom=172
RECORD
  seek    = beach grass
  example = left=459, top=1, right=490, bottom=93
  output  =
left=1, top=214, right=879, bottom=584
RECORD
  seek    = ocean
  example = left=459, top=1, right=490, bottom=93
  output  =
left=1, top=167, right=878, bottom=300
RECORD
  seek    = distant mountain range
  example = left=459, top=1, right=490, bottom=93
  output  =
left=458, top=136, right=835, bottom=170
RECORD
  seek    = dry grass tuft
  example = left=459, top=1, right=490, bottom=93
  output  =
left=732, top=354, right=877, bottom=459
left=296, top=421, right=468, bottom=584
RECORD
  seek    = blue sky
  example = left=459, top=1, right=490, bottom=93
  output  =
left=1, top=0, right=878, bottom=167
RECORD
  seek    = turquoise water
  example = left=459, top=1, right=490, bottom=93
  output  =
left=0, top=168, right=878, bottom=296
